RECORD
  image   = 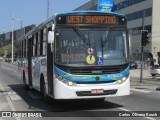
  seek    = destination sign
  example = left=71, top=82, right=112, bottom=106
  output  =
left=66, top=15, right=117, bottom=24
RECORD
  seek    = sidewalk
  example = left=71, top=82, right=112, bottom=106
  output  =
left=130, top=68, right=160, bottom=86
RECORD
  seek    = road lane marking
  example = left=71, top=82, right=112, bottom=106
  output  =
left=7, top=92, right=21, bottom=101
left=131, top=88, right=151, bottom=93
left=118, top=107, right=130, bottom=111
left=118, top=108, right=156, bottom=120
left=0, top=85, right=21, bottom=120
left=2, top=86, right=10, bottom=89
left=13, top=70, right=18, bottom=73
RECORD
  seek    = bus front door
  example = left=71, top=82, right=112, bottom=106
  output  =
left=28, top=38, right=32, bottom=88
left=47, top=41, right=53, bottom=95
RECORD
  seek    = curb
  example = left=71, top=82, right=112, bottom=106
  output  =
left=131, top=79, right=160, bottom=86
left=2, top=62, right=18, bottom=67
left=156, top=87, right=160, bottom=91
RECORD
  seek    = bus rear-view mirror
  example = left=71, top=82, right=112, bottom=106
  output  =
left=48, top=31, right=54, bottom=52
left=48, top=31, right=54, bottom=44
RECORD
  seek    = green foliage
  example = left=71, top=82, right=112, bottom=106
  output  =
left=0, top=47, right=4, bottom=56
left=0, top=42, right=17, bottom=57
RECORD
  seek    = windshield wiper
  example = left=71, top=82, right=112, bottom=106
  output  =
left=101, top=36, right=104, bottom=58
left=102, top=31, right=112, bottom=47
left=73, top=27, right=89, bottom=45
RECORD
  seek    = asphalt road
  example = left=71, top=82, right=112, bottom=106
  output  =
left=0, top=62, right=160, bottom=120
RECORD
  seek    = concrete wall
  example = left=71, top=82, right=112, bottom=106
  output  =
left=75, top=0, right=160, bottom=61
left=152, top=0, right=160, bottom=59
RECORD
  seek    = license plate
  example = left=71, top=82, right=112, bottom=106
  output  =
left=91, top=89, right=104, bottom=94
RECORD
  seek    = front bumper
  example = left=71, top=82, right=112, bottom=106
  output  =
left=54, top=78, right=130, bottom=99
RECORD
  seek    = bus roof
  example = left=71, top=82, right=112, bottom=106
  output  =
left=17, top=10, right=126, bottom=42
left=58, top=10, right=126, bottom=17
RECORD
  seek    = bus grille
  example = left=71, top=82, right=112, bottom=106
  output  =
left=55, top=63, right=128, bottom=75
left=70, top=67, right=123, bottom=75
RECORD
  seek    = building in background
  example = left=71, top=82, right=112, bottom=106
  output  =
left=0, top=24, right=35, bottom=47
left=75, top=0, right=160, bottom=62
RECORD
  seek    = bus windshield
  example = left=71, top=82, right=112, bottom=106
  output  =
left=55, top=28, right=129, bottom=66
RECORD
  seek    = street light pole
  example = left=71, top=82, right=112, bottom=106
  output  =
left=47, top=0, right=50, bottom=19
left=11, top=16, right=26, bottom=63
left=17, top=19, right=26, bottom=35
left=91, top=0, right=95, bottom=10
left=140, top=10, right=145, bottom=83
left=11, top=17, right=14, bottom=63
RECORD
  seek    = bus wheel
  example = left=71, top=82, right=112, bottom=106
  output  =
left=41, top=82, right=51, bottom=103
left=151, top=74, right=156, bottom=77
left=40, top=76, right=49, bottom=101
left=41, top=82, right=47, bottom=98
left=23, top=71, right=29, bottom=90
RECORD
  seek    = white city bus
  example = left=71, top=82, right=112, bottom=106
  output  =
left=17, top=11, right=130, bottom=100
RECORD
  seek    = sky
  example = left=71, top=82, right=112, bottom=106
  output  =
left=0, top=0, right=90, bottom=33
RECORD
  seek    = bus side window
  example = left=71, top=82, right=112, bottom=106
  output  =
left=39, top=28, right=46, bottom=56
left=17, top=43, right=20, bottom=58
left=33, top=35, right=35, bottom=57
left=20, top=42, right=22, bottom=58
left=24, top=39, right=26, bottom=57
left=40, top=29, right=43, bottom=56
left=22, top=41, right=23, bottom=58
left=26, top=40, right=27, bottom=57
left=31, top=35, right=34, bottom=57
left=37, top=32, right=41, bottom=56
left=36, top=32, right=38, bottom=56
left=43, top=28, right=46, bottom=56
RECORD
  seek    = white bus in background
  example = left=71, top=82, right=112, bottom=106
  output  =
left=150, top=52, right=160, bottom=77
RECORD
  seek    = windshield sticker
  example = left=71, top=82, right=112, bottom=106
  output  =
left=62, top=54, right=86, bottom=63
left=86, top=55, right=96, bottom=65
left=97, top=51, right=103, bottom=57
left=97, top=57, right=103, bottom=65
left=87, top=48, right=94, bottom=55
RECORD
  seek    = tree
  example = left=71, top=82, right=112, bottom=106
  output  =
left=0, top=41, right=17, bottom=57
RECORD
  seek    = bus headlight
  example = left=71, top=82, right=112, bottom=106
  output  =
left=116, top=73, right=130, bottom=84
left=56, top=74, right=76, bottom=86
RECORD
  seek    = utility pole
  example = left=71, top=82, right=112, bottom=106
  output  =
left=91, top=0, right=94, bottom=10
left=17, top=19, right=26, bottom=35
left=140, top=10, right=145, bottom=83
left=47, top=0, right=50, bottom=19
left=11, top=13, right=15, bottom=63
left=11, top=14, right=24, bottom=63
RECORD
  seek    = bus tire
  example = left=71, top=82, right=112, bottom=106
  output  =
left=151, top=74, right=156, bottom=77
left=40, top=75, right=49, bottom=101
left=23, top=71, right=29, bottom=90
